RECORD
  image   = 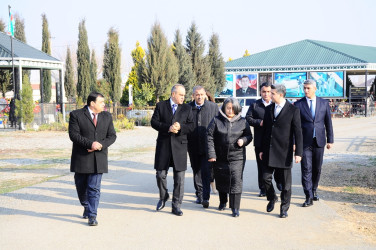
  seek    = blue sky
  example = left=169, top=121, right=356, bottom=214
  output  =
left=1, top=0, right=375, bottom=74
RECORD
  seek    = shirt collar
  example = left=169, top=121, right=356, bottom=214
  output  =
left=195, top=101, right=204, bottom=108
left=170, top=98, right=177, bottom=107
left=276, top=99, right=286, bottom=108
left=87, top=106, right=96, bottom=117
left=262, top=98, right=272, bottom=106
left=306, top=96, right=316, bottom=102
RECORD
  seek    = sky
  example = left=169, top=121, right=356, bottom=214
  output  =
left=1, top=0, right=375, bottom=76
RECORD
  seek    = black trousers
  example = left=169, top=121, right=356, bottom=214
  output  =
left=255, top=147, right=283, bottom=192
left=301, top=138, right=325, bottom=199
left=74, top=173, right=103, bottom=218
left=190, top=154, right=211, bottom=201
left=263, top=166, right=291, bottom=213
left=219, top=192, right=241, bottom=209
left=156, top=168, right=185, bottom=209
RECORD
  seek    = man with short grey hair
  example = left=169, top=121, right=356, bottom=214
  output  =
left=260, top=84, right=303, bottom=218
left=188, top=86, right=219, bottom=208
left=151, top=84, right=194, bottom=216
left=294, top=79, right=334, bottom=207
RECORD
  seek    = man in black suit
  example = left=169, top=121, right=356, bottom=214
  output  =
left=151, top=84, right=194, bottom=216
left=69, top=92, right=117, bottom=226
left=260, top=84, right=303, bottom=218
left=294, top=79, right=334, bottom=207
left=236, top=75, right=257, bottom=97
left=246, top=82, right=282, bottom=197
left=188, top=86, right=219, bottom=208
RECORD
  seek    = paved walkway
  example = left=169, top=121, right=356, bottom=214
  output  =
left=1, top=118, right=375, bottom=249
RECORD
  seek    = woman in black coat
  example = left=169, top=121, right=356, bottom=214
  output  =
left=207, top=97, right=252, bottom=217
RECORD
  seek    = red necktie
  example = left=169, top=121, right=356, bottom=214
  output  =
left=93, top=113, right=97, bottom=127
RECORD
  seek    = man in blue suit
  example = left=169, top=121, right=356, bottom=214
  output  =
left=294, top=79, right=334, bottom=207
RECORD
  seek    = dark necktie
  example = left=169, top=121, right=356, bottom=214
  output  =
left=310, top=100, right=315, bottom=119
left=93, top=113, right=97, bottom=127
left=172, top=104, right=177, bottom=115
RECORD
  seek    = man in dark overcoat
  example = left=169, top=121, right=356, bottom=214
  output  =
left=246, top=82, right=282, bottom=197
left=69, top=92, right=117, bottom=226
left=294, top=79, right=334, bottom=207
left=260, top=84, right=303, bottom=218
left=151, top=84, right=194, bottom=216
left=188, top=86, right=219, bottom=208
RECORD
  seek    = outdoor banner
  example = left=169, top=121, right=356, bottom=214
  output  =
left=348, top=74, right=376, bottom=91
left=309, top=71, right=344, bottom=97
left=274, top=72, right=307, bottom=98
left=235, top=74, right=257, bottom=97
left=216, top=74, right=234, bottom=97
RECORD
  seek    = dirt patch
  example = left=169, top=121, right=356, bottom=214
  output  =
left=319, top=156, right=376, bottom=244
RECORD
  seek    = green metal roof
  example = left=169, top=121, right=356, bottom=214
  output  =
left=0, top=31, right=60, bottom=62
left=225, top=39, right=376, bottom=72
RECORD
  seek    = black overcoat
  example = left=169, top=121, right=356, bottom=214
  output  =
left=261, top=101, right=303, bottom=169
left=151, top=100, right=194, bottom=171
left=207, top=109, right=253, bottom=193
left=245, top=98, right=269, bottom=148
left=187, top=100, right=219, bottom=160
left=69, top=106, right=117, bottom=174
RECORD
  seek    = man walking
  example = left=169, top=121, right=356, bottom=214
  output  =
left=294, top=79, right=334, bottom=207
left=188, top=86, right=219, bottom=208
left=260, top=85, right=303, bottom=218
left=69, top=92, right=117, bottom=226
left=246, top=82, right=282, bottom=197
left=151, top=84, right=194, bottom=216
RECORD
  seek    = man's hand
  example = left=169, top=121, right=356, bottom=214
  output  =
left=169, top=125, right=178, bottom=134
left=259, top=152, right=263, bottom=160
left=327, top=143, right=333, bottom=150
left=237, top=139, right=244, bottom=147
left=173, top=122, right=181, bottom=131
left=208, top=158, right=216, bottom=162
left=295, top=156, right=301, bottom=163
left=260, top=120, right=263, bottom=127
left=91, top=141, right=102, bottom=151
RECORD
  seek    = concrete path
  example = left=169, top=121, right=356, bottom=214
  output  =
left=0, top=118, right=375, bottom=250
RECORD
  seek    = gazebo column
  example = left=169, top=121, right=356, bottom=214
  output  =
left=59, top=68, right=66, bottom=121
left=18, top=62, right=24, bottom=130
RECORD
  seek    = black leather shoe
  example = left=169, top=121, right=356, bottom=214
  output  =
left=266, top=196, right=278, bottom=212
left=156, top=193, right=169, bottom=211
left=82, top=207, right=89, bottom=219
left=202, top=200, right=209, bottom=208
left=258, top=190, right=266, bottom=197
left=172, top=208, right=183, bottom=216
left=280, top=211, right=288, bottom=218
left=195, top=197, right=202, bottom=204
left=218, top=203, right=226, bottom=211
left=302, top=198, right=313, bottom=207
left=313, top=191, right=319, bottom=201
left=231, top=208, right=240, bottom=217
left=88, top=217, right=98, bottom=226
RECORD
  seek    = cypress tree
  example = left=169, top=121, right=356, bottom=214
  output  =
left=185, top=22, right=214, bottom=94
left=64, top=47, right=76, bottom=102
left=173, top=29, right=195, bottom=98
left=0, top=70, right=12, bottom=97
left=139, top=22, right=178, bottom=103
left=103, top=27, right=122, bottom=109
left=15, top=74, right=34, bottom=124
left=0, top=19, right=5, bottom=32
left=41, top=14, right=52, bottom=102
left=76, top=19, right=91, bottom=103
left=120, top=41, right=145, bottom=106
left=90, top=49, right=98, bottom=92
left=14, top=14, right=26, bottom=43
left=208, top=33, right=226, bottom=96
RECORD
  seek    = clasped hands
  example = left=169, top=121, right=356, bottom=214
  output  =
left=88, top=141, right=102, bottom=152
left=208, top=139, right=244, bottom=162
left=169, top=122, right=181, bottom=134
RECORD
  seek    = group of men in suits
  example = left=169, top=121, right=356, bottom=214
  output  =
left=68, top=78, right=333, bottom=225
left=246, top=80, right=333, bottom=218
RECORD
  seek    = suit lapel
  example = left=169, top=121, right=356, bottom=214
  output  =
left=84, top=107, right=96, bottom=127
left=315, top=97, right=321, bottom=121
left=166, top=100, right=173, bottom=115
left=301, top=98, right=313, bottom=121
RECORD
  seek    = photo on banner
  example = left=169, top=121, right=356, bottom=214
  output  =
left=348, top=74, right=376, bottom=90
left=274, top=72, right=307, bottom=98
left=235, top=74, right=257, bottom=97
left=309, top=71, right=345, bottom=97
left=216, top=74, right=234, bottom=97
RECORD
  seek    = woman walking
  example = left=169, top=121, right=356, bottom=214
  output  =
left=207, top=98, right=252, bottom=217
